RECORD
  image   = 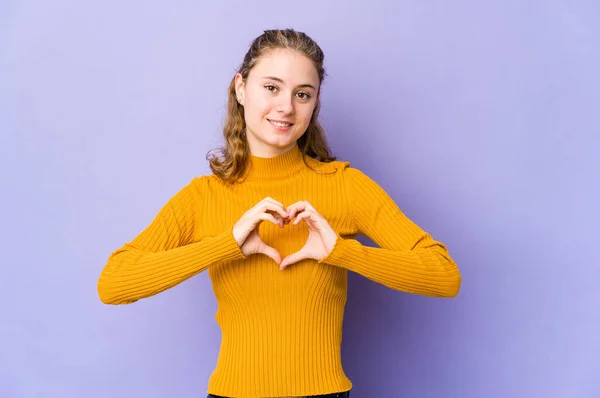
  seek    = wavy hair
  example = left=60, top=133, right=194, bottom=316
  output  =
left=206, top=28, right=336, bottom=183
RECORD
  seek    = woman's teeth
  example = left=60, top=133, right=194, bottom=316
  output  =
left=270, top=120, right=292, bottom=127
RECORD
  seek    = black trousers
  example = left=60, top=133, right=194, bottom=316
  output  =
left=208, top=391, right=350, bottom=398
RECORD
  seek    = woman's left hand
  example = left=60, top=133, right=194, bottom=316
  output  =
left=279, top=201, right=338, bottom=270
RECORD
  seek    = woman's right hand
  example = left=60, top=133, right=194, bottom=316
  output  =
left=232, top=197, right=289, bottom=264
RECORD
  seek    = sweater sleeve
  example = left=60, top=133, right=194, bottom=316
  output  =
left=319, top=167, right=461, bottom=298
left=97, top=177, right=246, bottom=305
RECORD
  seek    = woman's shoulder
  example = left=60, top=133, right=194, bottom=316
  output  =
left=305, top=155, right=351, bottom=175
left=306, top=156, right=371, bottom=181
left=190, top=174, right=225, bottom=191
left=166, top=175, right=220, bottom=199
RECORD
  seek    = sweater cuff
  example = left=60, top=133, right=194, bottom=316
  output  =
left=212, top=227, right=247, bottom=263
left=318, top=234, right=356, bottom=268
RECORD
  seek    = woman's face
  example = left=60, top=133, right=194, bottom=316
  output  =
left=235, top=48, right=320, bottom=157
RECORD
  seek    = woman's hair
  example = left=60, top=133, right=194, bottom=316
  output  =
left=206, top=28, right=337, bottom=183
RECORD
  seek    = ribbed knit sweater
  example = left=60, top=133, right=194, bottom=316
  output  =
left=97, top=144, right=461, bottom=397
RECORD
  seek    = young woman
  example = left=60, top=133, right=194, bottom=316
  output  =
left=98, top=28, right=462, bottom=398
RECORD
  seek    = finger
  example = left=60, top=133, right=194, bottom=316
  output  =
left=258, top=201, right=289, bottom=221
left=293, top=210, right=316, bottom=225
left=262, top=210, right=285, bottom=227
left=259, top=196, right=285, bottom=211
left=287, top=201, right=315, bottom=219
left=286, top=201, right=304, bottom=212
left=252, top=205, right=286, bottom=226
left=280, top=249, right=305, bottom=270
left=261, top=196, right=285, bottom=209
left=257, top=213, right=282, bottom=226
left=260, top=245, right=282, bottom=265
left=285, top=202, right=305, bottom=219
left=266, top=210, right=287, bottom=226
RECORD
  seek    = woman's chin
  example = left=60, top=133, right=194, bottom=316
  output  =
left=248, top=130, right=299, bottom=152
left=263, top=135, right=294, bottom=147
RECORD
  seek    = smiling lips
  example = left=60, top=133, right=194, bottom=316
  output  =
left=268, top=119, right=294, bottom=131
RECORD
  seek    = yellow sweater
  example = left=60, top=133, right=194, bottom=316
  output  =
left=98, top=144, right=461, bottom=397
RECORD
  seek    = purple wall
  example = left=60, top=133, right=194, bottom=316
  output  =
left=2, top=1, right=599, bottom=397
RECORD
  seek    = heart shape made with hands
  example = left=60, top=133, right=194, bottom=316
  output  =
left=264, top=201, right=338, bottom=270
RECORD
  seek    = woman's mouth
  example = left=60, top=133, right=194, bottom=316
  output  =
left=268, top=119, right=294, bottom=131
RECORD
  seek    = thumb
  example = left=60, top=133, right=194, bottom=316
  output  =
left=280, top=249, right=306, bottom=270
left=259, top=245, right=282, bottom=265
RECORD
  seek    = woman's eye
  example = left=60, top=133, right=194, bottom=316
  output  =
left=265, top=85, right=277, bottom=92
left=297, top=92, right=311, bottom=100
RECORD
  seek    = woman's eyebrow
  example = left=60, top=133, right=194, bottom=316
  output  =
left=261, top=76, right=316, bottom=90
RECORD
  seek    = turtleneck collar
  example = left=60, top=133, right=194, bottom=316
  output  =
left=244, top=143, right=307, bottom=182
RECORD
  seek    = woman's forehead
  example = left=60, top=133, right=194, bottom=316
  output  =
left=249, top=49, right=319, bottom=86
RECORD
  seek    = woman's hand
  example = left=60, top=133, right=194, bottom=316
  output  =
left=233, top=197, right=288, bottom=264
left=279, top=201, right=338, bottom=270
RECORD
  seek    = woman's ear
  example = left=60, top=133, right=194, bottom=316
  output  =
left=234, top=73, right=245, bottom=105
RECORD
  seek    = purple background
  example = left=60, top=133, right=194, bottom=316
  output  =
left=1, top=1, right=599, bottom=397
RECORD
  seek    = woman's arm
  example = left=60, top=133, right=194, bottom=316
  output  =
left=319, top=167, right=461, bottom=298
left=97, top=177, right=245, bottom=305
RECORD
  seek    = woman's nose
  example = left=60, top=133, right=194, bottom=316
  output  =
left=275, top=95, right=294, bottom=114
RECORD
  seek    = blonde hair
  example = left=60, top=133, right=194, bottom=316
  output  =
left=206, top=29, right=336, bottom=183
